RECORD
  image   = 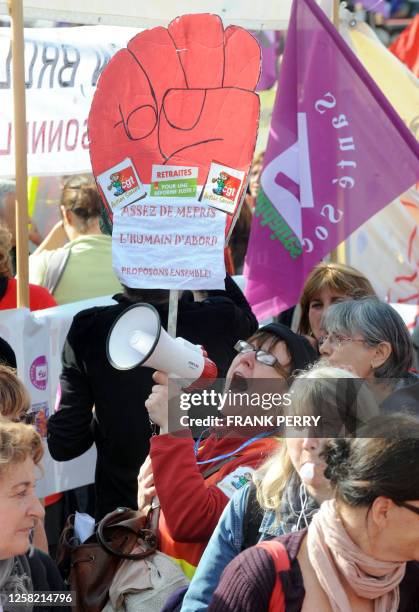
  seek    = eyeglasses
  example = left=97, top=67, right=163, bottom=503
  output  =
left=397, top=501, right=419, bottom=517
left=318, top=333, right=366, bottom=348
left=234, top=340, right=278, bottom=367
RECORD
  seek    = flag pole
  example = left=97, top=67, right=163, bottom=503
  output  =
left=329, top=0, right=346, bottom=265
left=7, top=0, right=29, bottom=308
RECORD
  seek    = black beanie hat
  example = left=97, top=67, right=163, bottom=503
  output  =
left=258, top=323, right=317, bottom=372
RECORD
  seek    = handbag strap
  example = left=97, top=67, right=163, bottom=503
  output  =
left=257, top=540, right=290, bottom=612
left=96, top=507, right=157, bottom=560
left=242, top=482, right=265, bottom=550
left=43, top=247, right=71, bottom=294
left=147, top=502, right=160, bottom=532
left=202, top=455, right=238, bottom=479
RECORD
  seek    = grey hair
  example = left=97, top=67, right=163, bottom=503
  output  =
left=0, top=180, right=16, bottom=200
left=323, top=298, right=413, bottom=378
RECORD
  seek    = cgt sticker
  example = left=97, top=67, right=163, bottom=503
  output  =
left=201, top=162, right=245, bottom=215
left=97, top=158, right=146, bottom=211
left=216, top=466, right=254, bottom=498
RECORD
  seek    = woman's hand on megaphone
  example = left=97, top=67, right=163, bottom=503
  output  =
left=145, top=371, right=169, bottom=433
left=137, top=455, right=156, bottom=514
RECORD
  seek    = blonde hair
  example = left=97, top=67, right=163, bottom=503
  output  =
left=0, top=365, right=31, bottom=421
left=298, top=262, right=375, bottom=336
left=255, top=365, right=359, bottom=518
left=252, top=151, right=264, bottom=168
left=0, top=418, right=43, bottom=478
left=0, top=222, right=12, bottom=278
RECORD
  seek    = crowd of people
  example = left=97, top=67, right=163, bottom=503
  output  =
left=0, top=171, right=418, bottom=611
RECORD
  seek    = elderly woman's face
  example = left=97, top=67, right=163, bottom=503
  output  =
left=0, top=457, right=44, bottom=559
left=319, top=330, right=383, bottom=378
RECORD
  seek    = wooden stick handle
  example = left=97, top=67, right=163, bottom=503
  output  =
left=8, top=0, right=29, bottom=308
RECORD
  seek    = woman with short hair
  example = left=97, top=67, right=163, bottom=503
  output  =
left=29, top=176, right=121, bottom=304
left=0, top=419, right=68, bottom=611
left=319, top=297, right=413, bottom=379
left=0, top=364, right=31, bottom=422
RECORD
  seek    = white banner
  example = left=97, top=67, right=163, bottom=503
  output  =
left=113, top=202, right=226, bottom=289
left=348, top=190, right=419, bottom=310
left=0, top=295, right=115, bottom=415
left=0, top=1, right=292, bottom=30
left=0, top=295, right=115, bottom=495
left=0, top=26, right=138, bottom=177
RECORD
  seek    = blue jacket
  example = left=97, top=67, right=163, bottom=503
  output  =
left=181, top=484, right=283, bottom=612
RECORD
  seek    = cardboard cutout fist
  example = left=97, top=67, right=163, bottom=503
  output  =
left=88, top=14, right=260, bottom=219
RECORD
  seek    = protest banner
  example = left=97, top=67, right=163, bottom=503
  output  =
left=349, top=193, right=419, bottom=306
left=0, top=25, right=138, bottom=177
left=35, top=445, right=97, bottom=498
left=342, top=19, right=419, bottom=306
left=88, top=14, right=261, bottom=290
left=244, top=0, right=419, bottom=318
left=0, top=0, right=293, bottom=30
left=0, top=295, right=114, bottom=419
left=0, top=296, right=115, bottom=496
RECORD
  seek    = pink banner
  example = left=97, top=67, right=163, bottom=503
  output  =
left=244, top=0, right=419, bottom=319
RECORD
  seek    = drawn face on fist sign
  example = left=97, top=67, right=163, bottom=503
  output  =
left=88, top=13, right=261, bottom=222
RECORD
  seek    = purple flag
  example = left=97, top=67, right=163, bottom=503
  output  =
left=244, top=0, right=419, bottom=319
left=253, top=31, right=281, bottom=91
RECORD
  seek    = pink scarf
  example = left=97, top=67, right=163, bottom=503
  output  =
left=307, top=499, right=406, bottom=612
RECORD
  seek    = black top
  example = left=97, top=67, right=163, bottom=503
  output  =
left=47, top=277, right=257, bottom=519
left=28, top=549, right=69, bottom=612
left=209, top=529, right=419, bottom=611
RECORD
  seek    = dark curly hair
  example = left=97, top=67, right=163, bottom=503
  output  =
left=321, top=414, right=419, bottom=508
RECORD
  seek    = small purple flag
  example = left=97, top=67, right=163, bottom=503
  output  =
left=254, top=31, right=281, bottom=91
left=244, top=0, right=419, bottom=319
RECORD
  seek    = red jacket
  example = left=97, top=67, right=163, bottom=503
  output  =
left=150, top=432, right=279, bottom=577
left=0, top=278, right=56, bottom=311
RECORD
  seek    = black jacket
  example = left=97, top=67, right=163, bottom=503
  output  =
left=47, top=277, right=257, bottom=519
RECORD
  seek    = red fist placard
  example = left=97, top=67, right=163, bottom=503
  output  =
left=88, top=13, right=260, bottom=221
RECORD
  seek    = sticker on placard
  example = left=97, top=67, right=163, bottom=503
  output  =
left=30, top=355, right=48, bottom=390
left=201, top=162, right=245, bottom=215
left=97, top=158, right=146, bottom=211
left=151, top=165, right=198, bottom=198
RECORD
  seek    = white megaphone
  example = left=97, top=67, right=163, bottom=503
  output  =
left=106, top=303, right=217, bottom=388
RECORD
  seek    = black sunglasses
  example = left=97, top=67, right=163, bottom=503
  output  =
left=397, top=501, right=419, bottom=517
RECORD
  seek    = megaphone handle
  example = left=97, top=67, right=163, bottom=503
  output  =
left=149, top=419, right=159, bottom=436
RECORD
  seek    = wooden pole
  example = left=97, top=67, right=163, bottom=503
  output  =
left=7, top=0, right=29, bottom=308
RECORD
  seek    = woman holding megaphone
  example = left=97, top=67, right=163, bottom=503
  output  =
left=137, top=324, right=317, bottom=582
